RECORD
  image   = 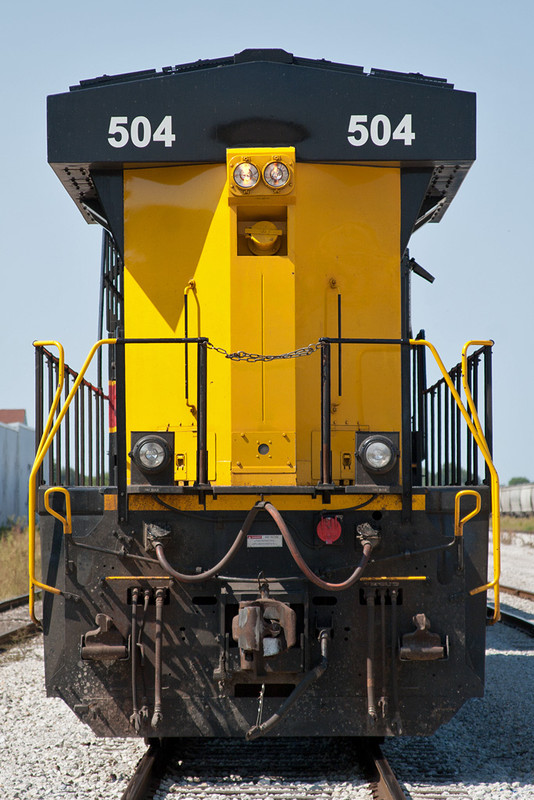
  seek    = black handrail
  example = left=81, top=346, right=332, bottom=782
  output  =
left=35, top=347, right=109, bottom=487
left=419, top=344, right=492, bottom=487
left=35, top=336, right=492, bottom=502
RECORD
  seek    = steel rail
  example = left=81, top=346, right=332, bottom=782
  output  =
left=500, top=584, right=534, bottom=603
left=0, top=593, right=32, bottom=613
left=359, top=739, right=408, bottom=800
left=120, top=740, right=172, bottom=800
left=0, top=593, right=43, bottom=648
left=488, top=604, right=534, bottom=638
left=0, top=622, right=39, bottom=648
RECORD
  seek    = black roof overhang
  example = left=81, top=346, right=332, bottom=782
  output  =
left=47, top=50, right=476, bottom=232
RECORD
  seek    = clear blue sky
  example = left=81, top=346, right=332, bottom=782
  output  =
left=1, top=0, right=532, bottom=484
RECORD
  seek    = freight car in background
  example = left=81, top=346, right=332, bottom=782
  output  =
left=500, top=484, right=534, bottom=516
left=29, top=50, right=500, bottom=742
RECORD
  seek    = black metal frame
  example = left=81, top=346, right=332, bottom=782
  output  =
left=35, top=346, right=108, bottom=487
left=98, top=230, right=123, bottom=386
left=318, top=336, right=412, bottom=515
left=318, top=337, right=410, bottom=486
left=416, top=344, right=493, bottom=487
left=35, top=332, right=493, bottom=517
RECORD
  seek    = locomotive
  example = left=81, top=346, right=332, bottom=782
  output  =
left=30, top=50, right=500, bottom=740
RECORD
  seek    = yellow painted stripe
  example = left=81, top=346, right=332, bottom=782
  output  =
left=105, top=575, right=171, bottom=580
left=360, top=576, right=428, bottom=581
left=105, top=495, right=118, bottom=511
left=127, top=492, right=426, bottom=512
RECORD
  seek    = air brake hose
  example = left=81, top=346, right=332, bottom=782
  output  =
left=246, top=629, right=330, bottom=741
left=152, top=500, right=376, bottom=590
left=151, top=503, right=262, bottom=583
left=261, top=502, right=375, bottom=591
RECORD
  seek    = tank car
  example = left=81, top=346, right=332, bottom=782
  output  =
left=30, top=49, right=500, bottom=740
left=500, top=483, right=534, bottom=516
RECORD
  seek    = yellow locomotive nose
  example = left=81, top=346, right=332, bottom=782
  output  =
left=245, top=220, right=283, bottom=255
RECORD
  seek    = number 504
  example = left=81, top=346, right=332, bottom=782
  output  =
left=108, top=115, right=176, bottom=148
left=347, top=114, right=415, bottom=147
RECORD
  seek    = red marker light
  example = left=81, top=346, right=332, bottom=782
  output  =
left=316, top=516, right=342, bottom=544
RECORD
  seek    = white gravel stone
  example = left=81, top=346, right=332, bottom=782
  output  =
left=491, top=528, right=534, bottom=592
left=0, top=638, right=145, bottom=799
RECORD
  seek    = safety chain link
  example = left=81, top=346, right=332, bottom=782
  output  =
left=206, top=340, right=323, bottom=362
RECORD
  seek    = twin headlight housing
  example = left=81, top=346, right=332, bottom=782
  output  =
left=228, top=148, right=295, bottom=197
left=233, top=159, right=292, bottom=191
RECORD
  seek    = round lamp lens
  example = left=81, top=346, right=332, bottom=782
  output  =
left=233, top=162, right=260, bottom=189
left=263, top=161, right=290, bottom=188
left=139, top=441, right=166, bottom=470
left=365, top=441, right=394, bottom=471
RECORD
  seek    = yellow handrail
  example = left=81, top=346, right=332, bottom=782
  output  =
left=44, top=487, right=72, bottom=535
left=411, top=339, right=500, bottom=623
left=28, top=338, right=116, bottom=624
left=461, top=341, right=500, bottom=622
left=455, top=489, right=481, bottom=538
left=454, top=489, right=481, bottom=575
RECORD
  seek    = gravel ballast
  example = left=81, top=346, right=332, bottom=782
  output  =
left=0, top=639, right=145, bottom=799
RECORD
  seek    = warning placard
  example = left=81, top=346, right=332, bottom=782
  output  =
left=247, top=534, right=283, bottom=548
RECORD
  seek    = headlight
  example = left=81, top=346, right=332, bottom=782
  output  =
left=233, top=161, right=260, bottom=189
left=358, top=435, right=397, bottom=473
left=131, top=435, right=171, bottom=473
left=263, top=160, right=290, bottom=188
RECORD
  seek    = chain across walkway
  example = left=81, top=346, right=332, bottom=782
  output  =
left=206, top=340, right=323, bottom=362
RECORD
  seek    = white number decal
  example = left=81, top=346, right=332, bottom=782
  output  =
left=347, top=113, right=414, bottom=147
left=153, top=115, right=176, bottom=147
left=130, top=116, right=152, bottom=148
left=108, top=116, right=129, bottom=148
left=347, top=115, right=369, bottom=146
left=107, top=115, right=176, bottom=148
left=392, top=114, right=415, bottom=145
left=370, top=114, right=391, bottom=146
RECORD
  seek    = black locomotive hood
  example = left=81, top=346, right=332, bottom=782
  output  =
left=47, top=48, right=475, bottom=238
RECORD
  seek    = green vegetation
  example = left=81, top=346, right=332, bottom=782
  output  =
left=508, top=476, right=530, bottom=486
left=0, top=522, right=40, bottom=601
left=500, top=514, right=534, bottom=533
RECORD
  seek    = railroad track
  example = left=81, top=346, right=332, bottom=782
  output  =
left=119, top=736, right=408, bottom=800
left=0, top=592, right=34, bottom=613
left=500, top=584, right=534, bottom=603
left=0, top=592, right=41, bottom=647
left=490, top=585, right=534, bottom=637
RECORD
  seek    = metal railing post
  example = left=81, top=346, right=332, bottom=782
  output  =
left=196, top=339, right=208, bottom=485
left=35, top=346, right=44, bottom=486
left=484, top=345, right=493, bottom=485
left=116, top=336, right=128, bottom=521
left=320, top=340, right=332, bottom=485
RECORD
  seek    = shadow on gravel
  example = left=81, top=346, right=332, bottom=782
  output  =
left=153, top=737, right=372, bottom=798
